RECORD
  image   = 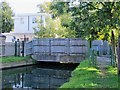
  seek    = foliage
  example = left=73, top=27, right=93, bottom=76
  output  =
left=69, top=2, right=120, bottom=41
left=59, top=60, right=118, bottom=88
left=0, top=1, right=14, bottom=33
left=35, top=2, right=76, bottom=38
left=1, top=56, right=31, bottom=63
left=49, top=1, right=120, bottom=41
left=50, top=2, right=120, bottom=66
left=38, top=2, right=52, bottom=13
left=34, top=16, right=75, bottom=38
left=37, top=1, right=120, bottom=40
left=50, top=2, right=69, bottom=17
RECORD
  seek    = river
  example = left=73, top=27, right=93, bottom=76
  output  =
left=2, top=62, right=78, bottom=89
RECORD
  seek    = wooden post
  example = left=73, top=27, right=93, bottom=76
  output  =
left=118, top=38, right=120, bottom=75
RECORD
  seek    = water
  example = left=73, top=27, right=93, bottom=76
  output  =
left=2, top=62, right=78, bottom=89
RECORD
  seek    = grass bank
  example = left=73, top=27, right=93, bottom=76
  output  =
left=0, top=56, right=31, bottom=63
left=59, top=60, right=119, bottom=89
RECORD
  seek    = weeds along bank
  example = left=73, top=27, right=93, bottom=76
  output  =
left=59, top=60, right=119, bottom=89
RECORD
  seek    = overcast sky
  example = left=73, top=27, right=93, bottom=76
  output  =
left=1, top=0, right=51, bottom=14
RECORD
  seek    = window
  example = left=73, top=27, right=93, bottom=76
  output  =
left=32, top=18, right=37, bottom=23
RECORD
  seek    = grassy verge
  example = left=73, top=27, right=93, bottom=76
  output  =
left=0, top=56, right=31, bottom=63
left=59, top=60, right=119, bottom=89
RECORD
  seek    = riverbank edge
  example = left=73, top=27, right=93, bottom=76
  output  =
left=59, top=59, right=118, bottom=89
left=0, top=59, right=35, bottom=70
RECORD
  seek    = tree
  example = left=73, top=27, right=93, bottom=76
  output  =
left=69, top=2, right=120, bottom=66
left=118, top=35, right=120, bottom=75
left=69, top=2, right=120, bottom=41
left=49, top=1, right=120, bottom=67
left=34, top=16, right=75, bottom=38
left=37, top=2, right=52, bottom=13
left=0, top=1, right=14, bottom=33
left=35, top=2, right=76, bottom=38
left=37, top=1, right=120, bottom=40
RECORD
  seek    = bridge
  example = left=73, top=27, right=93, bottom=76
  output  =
left=25, top=38, right=88, bottom=63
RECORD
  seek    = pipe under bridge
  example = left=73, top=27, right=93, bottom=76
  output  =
left=25, top=38, right=88, bottom=63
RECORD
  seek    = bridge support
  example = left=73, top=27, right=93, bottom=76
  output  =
left=32, top=54, right=85, bottom=63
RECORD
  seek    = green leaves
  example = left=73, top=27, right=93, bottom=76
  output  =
left=34, top=16, right=75, bottom=38
left=35, top=2, right=76, bottom=38
left=37, top=1, right=120, bottom=40
left=69, top=2, right=120, bottom=41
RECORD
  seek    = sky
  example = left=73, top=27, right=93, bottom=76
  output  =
left=0, top=0, right=51, bottom=15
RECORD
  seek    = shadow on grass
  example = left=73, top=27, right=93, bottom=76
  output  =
left=59, top=60, right=118, bottom=89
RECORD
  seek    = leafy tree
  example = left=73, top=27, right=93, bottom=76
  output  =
left=69, top=2, right=120, bottom=66
left=49, top=1, right=120, bottom=66
left=70, top=2, right=120, bottom=41
left=0, top=1, right=14, bottom=33
left=34, top=16, right=75, bottom=38
left=37, top=1, right=120, bottom=40
left=50, top=2, right=69, bottom=17
left=37, top=2, right=52, bottom=13
left=35, top=2, right=76, bottom=38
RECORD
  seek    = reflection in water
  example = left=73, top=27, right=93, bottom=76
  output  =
left=2, top=63, right=78, bottom=89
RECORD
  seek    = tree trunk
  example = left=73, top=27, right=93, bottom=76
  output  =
left=118, top=38, right=120, bottom=75
left=111, top=30, right=116, bottom=67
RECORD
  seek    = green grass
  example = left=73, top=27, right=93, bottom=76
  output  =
left=0, top=56, right=31, bottom=63
left=59, top=60, right=119, bottom=89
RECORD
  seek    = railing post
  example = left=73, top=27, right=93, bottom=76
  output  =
left=49, top=39, right=51, bottom=55
left=22, top=41, right=24, bottom=57
left=15, top=41, right=17, bottom=56
left=15, top=39, right=20, bottom=56
left=17, top=40, right=20, bottom=56
left=66, top=38, right=70, bottom=55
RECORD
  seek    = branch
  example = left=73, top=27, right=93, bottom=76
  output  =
left=85, top=2, right=101, bottom=10
left=100, top=2, right=105, bottom=7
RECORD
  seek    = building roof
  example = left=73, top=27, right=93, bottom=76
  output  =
left=2, top=33, right=34, bottom=36
left=13, top=13, right=51, bottom=19
left=15, top=13, right=50, bottom=17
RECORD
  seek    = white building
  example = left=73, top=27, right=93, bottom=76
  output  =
left=3, top=13, right=51, bottom=42
left=14, top=13, right=50, bottom=33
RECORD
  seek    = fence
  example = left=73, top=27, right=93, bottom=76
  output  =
left=1, top=38, right=112, bottom=63
left=91, top=40, right=111, bottom=56
left=0, top=35, right=6, bottom=57
left=26, top=38, right=88, bottom=63
left=5, top=42, right=15, bottom=56
left=0, top=42, right=25, bottom=57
